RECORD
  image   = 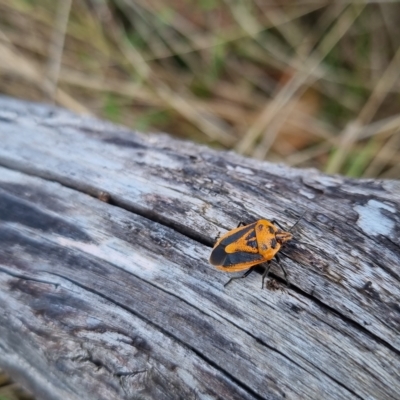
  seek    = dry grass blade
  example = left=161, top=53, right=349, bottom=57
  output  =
left=235, top=4, right=364, bottom=157
left=360, top=114, right=400, bottom=140
left=363, top=130, right=400, bottom=178
left=45, top=0, right=72, bottom=101
left=326, top=41, right=400, bottom=174
left=105, top=3, right=235, bottom=146
left=0, top=33, right=89, bottom=113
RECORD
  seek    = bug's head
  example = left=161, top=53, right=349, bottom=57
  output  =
left=275, top=230, right=293, bottom=244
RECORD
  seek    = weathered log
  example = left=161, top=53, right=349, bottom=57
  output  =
left=0, top=96, right=399, bottom=400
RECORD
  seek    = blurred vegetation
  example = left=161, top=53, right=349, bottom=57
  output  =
left=0, top=369, right=34, bottom=400
left=0, top=0, right=400, bottom=178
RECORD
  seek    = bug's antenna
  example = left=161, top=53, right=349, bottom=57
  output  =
left=288, top=211, right=306, bottom=232
left=287, top=212, right=321, bottom=252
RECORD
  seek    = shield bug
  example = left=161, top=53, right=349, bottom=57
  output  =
left=209, top=216, right=302, bottom=289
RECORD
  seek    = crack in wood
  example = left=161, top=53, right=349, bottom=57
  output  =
left=43, top=272, right=268, bottom=400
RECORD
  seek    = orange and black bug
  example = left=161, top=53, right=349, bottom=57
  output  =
left=209, top=217, right=301, bottom=288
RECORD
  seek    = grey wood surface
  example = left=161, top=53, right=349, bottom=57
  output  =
left=0, top=96, right=399, bottom=400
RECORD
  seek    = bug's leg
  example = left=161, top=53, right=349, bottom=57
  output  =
left=236, top=221, right=247, bottom=228
left=271, top=219, right=286, bottom=231
left=275, top=254, right=290, bottom=287
left=261, top=261, right=272, bottom=289
left=224, top=267, right=255, bottom=288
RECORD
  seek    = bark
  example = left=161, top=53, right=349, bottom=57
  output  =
left=0, top=96, right=399, bottom=400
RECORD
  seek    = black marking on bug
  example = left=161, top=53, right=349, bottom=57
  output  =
left=223, top=252, right=264, bottom=267
left=244, top=229, right=258, bottom=249
left=244, top=229, right=256, bottom=241
left=268, top=225, right=275, bottom=234
left=270, top=238, right=277, bottom=249
left=257, top=224, right=263, bottom=232
left=219, top=222, right=257, bottom=246
left=246, top=238, right=258, bottom=249
left=209, top=244, right=228, bottom=266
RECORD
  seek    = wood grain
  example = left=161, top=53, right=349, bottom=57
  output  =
left=0, top=96, right=399, bottom=400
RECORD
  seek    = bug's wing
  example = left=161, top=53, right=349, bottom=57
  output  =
left=210, top=222, right=265, bottom=270
left=213, top=251, right=266, bottom=271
